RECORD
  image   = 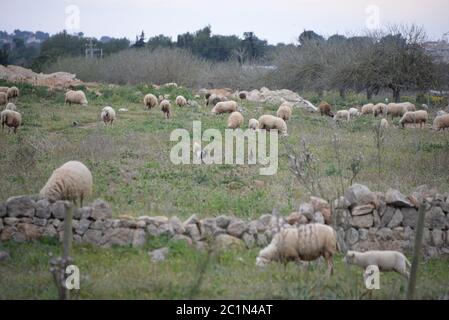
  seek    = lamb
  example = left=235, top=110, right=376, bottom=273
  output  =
left=399, top=110, right=428, bottom=128
left=248, top=118, right=259, bottom=131
left=348, top=107, right=360, bottom=118
left=258, top=115, right=288, bottom=137
left=39, top=161, right=93, bottom=207
left=386, top=103, right=407, bottom=119
left=175, top=95, right=187, bottom=107
left=361, top=103, right=374, bottom=115
left=319, top=102, right=333, bottom=117
left=277, top=104, right=292, bottom=121
left=160, top=99, right=171, bottom=119
left=256, top=224, right=337, bottom=276
left=373, top=103, right=387, bottom=117
left=1, top=109, right=22, bottom=133
left=380, top=118, right=389, bottom=129
left=211, top=101, right=238, bottom=114
left=344, top=250, right=411, bottom=279
left=65, top=90, right=88, bottom=106
left=0, top=92, right=7, bottom=106
left=144, top=93, right=158, bottom=109
left=433, top=114, right=449, bottom=131
left=227, top=111, right=244, bottom=129
left=7, top=86, right=19, bottom=100
left=5, top=102, right=17, bottom=111
left=334, top=110, right=350, bottom=122
left=101, top=106, right=116, bottom=125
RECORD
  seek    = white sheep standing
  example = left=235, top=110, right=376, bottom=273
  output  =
left=277, top=104, right=292, bottom=121
left=344, top=250, right=411, bottom=279
left=361, top=103, right=374, bottom=115
left=144, top=93, right=158, bottom=109
left=256, top=224, right=337, bottom=276
left=433, top=114, right=449, bottom=131
left=227, top=111, right=244, bottom=129
left=160, top=99, right=171, bottom=119
left=399, top=110, right=428, bottom=128
left=258, top=115, right=288, bottom=137
left=39, top=161, right=93, bottom=207
left=101, top=106, right=116, bottom=125
left=1, top=109, right=22, bottom=133
left=175, top=95, right=187, bottom=107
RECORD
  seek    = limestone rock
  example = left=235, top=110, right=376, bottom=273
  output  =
left=35, top=199, right=51, bottom=219
left=385, top=188, right=414, bottom=208
left=6, top=196, right=36, bottom=218
left=351, top=214, right=373, bottom=229
left=215, top=215, right=231, bottom=229
left=346, top=227, right=359, bottom=245
left=227, top=219, right=247, bottom=238
left=351, top=204, right=375, bottom=216
left=387, top=210, right=403, bottom=228
left=242, top=232, right=256, bottom=249
left=344, top=184, right=377, bottom=208
left=171, top=234, right=193, bottom=246
left=402, top=208, right=419, bottom=228
left=50, top=201, right=69, bottom=220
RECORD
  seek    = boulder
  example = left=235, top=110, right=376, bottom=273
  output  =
left=351, top=214, right=373, bottom=229
left=75, top=219, right=91, bottom=235
left=184, top=224, right=201, bottom=241
left=91, top=199, right=112, bottom=220
left=149, top=247, right=169, bottom=262
left=256, top=233, right=269, bottom=247
left=200, top=218, right=222, bottom=237
left=90, top=220, right=106, bottom=230
left=359, top=228, right=369, bottom=241
left=227, top=219, right=247, bottom=238
left=213, top=234, right=245, bottom=251
left=35, top=199, right=51, bottom=219
left=43, top=224, right=57, bottom=238
left=4, top=217, right=19, bottom=226
left=387, top=210, right=403, bottom=228
left=334, top=196, right=351, bottom=209
left=258, top=214, right=272, bottom=227
left=183, top=214, right=199, bottom=226
left=401, top=207, right=419, bottom=228
left=6, top=196, right=36, bottom=218
left=32, top=217, right=47, bottom=227
left=380, top=207, right=396, bottom=227
left=376, top=227, right=393, bottom=241
left=344, top=184, right=377, bottom=208
left=299, top=203, right=314, bottom=220
left=80, top=207, right=93, bottom=220
left=50, top=201, right=69, bottom=220
left=351, top=204, right=375, bottom=216
left=385, top=188, right=414, bottom=208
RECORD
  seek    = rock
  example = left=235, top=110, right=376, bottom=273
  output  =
left=43, top=224, right=57, bottom=238
left=299, top=203, right=314, bottom=220
left=0, top=203, right=6, bottom=218
left=75, top=219, right=91, bottom=235
left=91, top=199, right=112, bottom=220
left=351, top=204, right=375, bottom=216
left=149, top=247, right=169, bottom=262
left=169, top=216, right=185, bottom=234
left=387, top=210, right=403, bottom=228
left=336, top=227, right=347, bottom=252
left=346, top=228, right=359, bottom=245
left=90, top=220, right=106, bottom=230
left=242, top=232, right=256, bottom=249
left=6, top=196, right=36, bottom=218
left=73, top=207, right=86, bottom=220
left=184, top=214, right=199, bottom=226
left=256, top=233, right=269, bottom=247
left=440, top=202, right=449, bottom=214
left=310, top=197, right=331, bottom=223
left=0, top=251, right=11, bottom=262
left=35, top=199, right=51, bottom=219
left=376, top=227, right=393, bottom=241
left=344, top=184, right=377, bottom=208
left=83, top=229, right=103, bottom=245
left=4, top=217, right=19, bottom=226
left=380, top=207, right=395, bottom=227
left=80, top=207, right=93, bottom=220
left=215, top=215, right=231, bottom=229
left=227, top=220, right=247, bottom=238
left=359, top=229, right=369, bottom=241
left=213, top=234, right=245, bottom=251
left=425, top=206, right=446, bottom=230
left=199, top=218, right=221, bottom=238
left=32, top=217, right=47, bottom=227
left=334, top=196, right=351, bottom=209
left=335, top=209, right=350, bottom=225
left=17, top=223, right=43, bottom=241
left=73, top=234, right=83, bottom=244
left=431, top=229, right=444, bottom=246
left=385, top=188, right=414, bottom=208
left=194, top=241, right=208, bottom=251
left=50, top=201, right=69, bottom=220
left=184, top=224, right=201, bottom=241
left=171, top=234, right=193, bottom=246
left=121, top=219, right=137, bottom=229
left=107, top=228, right=133, bottom=246
left=313, top=211, right=325, bottom=224
left=401, top=207, right=419, bottom=229
left=351, top=214, right=373, bottom=229
left=373, top=210, right=381, bottom=227
left=132, top=229, right=146, bottom=247
left=136, top=220, right=146, bottom=229
left=258, top=214, right=272, bottom=227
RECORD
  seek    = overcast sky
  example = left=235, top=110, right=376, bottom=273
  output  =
left=3, top=0, right=449, bottom=43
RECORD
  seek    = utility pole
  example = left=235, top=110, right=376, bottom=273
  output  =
left=85, top=37, right=103, bottom=58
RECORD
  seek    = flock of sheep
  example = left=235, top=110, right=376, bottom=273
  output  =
left=0, top=86, right=21, bottom=133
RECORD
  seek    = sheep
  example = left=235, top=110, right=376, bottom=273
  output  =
left=207, top=94, right=225, bottom=107
left=65, top=90, right=88, bottom=106
left=175, top=95, right=187, bottom=107
left=144, top=94, right=158, bottom=109
left=5, top=102, right=17, bottom=111
left=256, top=224, right=337, bottom=276
left=160, top=99, right=171, bottom=119
left=39, top=161, right=93, bottom=207
left=373, top=103, right=387, bottom=117
left=333, top=110, right=350, bottom=122
left=1, top=109, right=22, bottom=133
left=248, top=118, right=259, bottom=131
left=433, top=114, right=449, bottom=131
left=361, top=103, right=374, bottom=115
left=101, top=106, right=116, bottom=125
left=380, top=118, right=389, bottom=129
left=0, top=87, right=8, bottom=93
left=399, top=102, right=416, bottom=112
left=344, top=250, right=411, bottom=279
left=319, top=102, right=333, bottom=117
left=227, top=111, right=244, bottom=129
left=421, top=104, right=429, bottom=111
left=211, top=101, right=238, bottom=114
left=348, top=107, right=360, bottom=118
left=399, top=110, right=428, bottom=128
left=277, top=104, right=292, bottom=121
left=258, top=115, right=288, bottom=137
left=239, top=91, right=247, bottom=100
left=7, top=86, right=19, bottom=100
left=386, top=103, right=407, bottom=119
left=0, top=92, right=7, bottom=106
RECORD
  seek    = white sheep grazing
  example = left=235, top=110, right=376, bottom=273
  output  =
left=175, top=95, right=187, bottom=107
left=65, top=90, right=88, bottom=106
left=277, top=104, right=292, bottom=121
left=344, top=250, right=411, bottom=279
left=256, top=224, right=337, bottom=275
left=101, top=106, right=116, bottom=125
left=386, top=103, right=407, bottom=119
left=248, top=118, right=259, bottom=131
left=40, top=161, right=93, bottom=207
left=160, top=99, right=171, bottom=119
left=399, top=110, right=428, bottom=128
left=7, top=86, right=19, bottom=100
left=5, top=102, right=17, bottom=111
left=361, top=103, right=374, bottom=115
left=334, top=110, right=350, bottom=122
left=144, top=94, right=158, bottom=109
left=211, top=101, right=238, bottom=114
left=433, top=114, right=449, bottom=131
left=0, top=92, right=7, bottom=106
left=227, top=111, right=244, bottom=129
left=0, top=87, right=8, bottom=93
left=258, top=115, right=288, bottom=137
left=373, top=103, right=387, bottom=117
left=348, top=107, right=360, bottom=118
left=1, top=109, right=22, bottom=133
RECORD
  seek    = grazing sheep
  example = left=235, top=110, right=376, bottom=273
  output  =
left=248, top=118, right=259, bottom=131
left=399, top=110, right=428, bottom=128
left=398, top=102, right=416, bottom=112
left=334, top=110, right=350, bottom=122
left=386, top=103, right=407, bottom=119
left=319, top=102, right=333, bottom=117
left=433, top=114, right=449, bottom=131
left=348, top=107, right=360, bottom=118
left=65, top=90, right=88, bottom=106
left=7, top=86, right=19, bottom=100
left=361, top=103, right=374, bottom=115
left=0, top=87, right=8, bottom=93
left=239, top=91, right=247, bottom=100
left=256, top=224, right=337, bottom=276
left=211, top=101, right=238, bottom=114
left=144, top=94, right=158, bottom=109
left=1, top=110, right=22, bottom=133
left=39, top=161, right=93, bottom=207
left=160, top=99, right=171, bottom=119
left=258, top=115, right=288, bottom=136
left=175, top=95, right=187, bottom=107
left=277, top=104, right=292, bottom=121
left=436, top=110, right=447, bottom=117
left=373, top=103, right=387, bottom=117
left=0, top=92, right=7, bottom=106
left=344, top=250, right=411, bottom=279
left=227, top=111, right=244, bottom=129
left=101, top=106, right=116, bottom=125
left=380, top=118, right=389, bottom=129
left=5, top=102, right=17, bottom=111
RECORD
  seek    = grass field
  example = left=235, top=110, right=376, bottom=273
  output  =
left=1, top=80, right=448, bottom=299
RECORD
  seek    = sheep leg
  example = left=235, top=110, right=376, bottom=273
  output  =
left=324, top=253, right=334, bottom=276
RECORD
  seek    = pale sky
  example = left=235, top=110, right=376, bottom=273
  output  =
left=2, top=0, right=449, bottom=43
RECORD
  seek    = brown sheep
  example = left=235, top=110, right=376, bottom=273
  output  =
left=319, top=102, right=333, bottom=117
